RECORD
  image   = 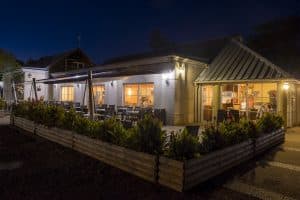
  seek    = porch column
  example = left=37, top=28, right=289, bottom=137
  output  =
left=212, top=84, right=220, bottom=123
left=277, top=82, right=287, bottom=127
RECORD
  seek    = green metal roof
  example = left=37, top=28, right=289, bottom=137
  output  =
left=195, top=39, right=293, bottom=83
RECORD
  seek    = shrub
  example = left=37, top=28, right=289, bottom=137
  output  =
left=126, top=115, right=165, bottom=154
left=43, top=105, right=65, bottom=127
left=12, top=102, right=28, bottom=118
left=257, top=113, right=284, bottom=134
left=219, top=121, right=248, bottom=145
left=97, top=117, right=129, bottom=146
left=74, top=116, right=100, bottom=137
left=167, top=128, right=199, bottom=160
left=199, top=125, right=226, bottom=154
left=61, top=109, right=78, bottom=131
left=0, top=98, right=6, bottom=110
left=240, top=118, right=259, bottom=139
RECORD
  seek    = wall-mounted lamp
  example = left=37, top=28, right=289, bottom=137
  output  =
left=283, top=82, right=290, bottom=91
left=27, top=73, right=32, bottom=79
left=111, top=81, right=114, bottom=87
left=162, top=71, right=173, bottom=85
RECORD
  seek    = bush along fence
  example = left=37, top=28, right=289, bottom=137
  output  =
left=11, top=101, right=285, bottom=192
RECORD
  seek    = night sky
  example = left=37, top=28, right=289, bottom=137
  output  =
left=1, top=0, right=299, bottom=64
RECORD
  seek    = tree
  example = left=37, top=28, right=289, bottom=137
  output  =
left=149, top=29, right=175, bottom=51
left=247, top=15, right=300, bottom=77
left=0, top=49, right=20, bottom=80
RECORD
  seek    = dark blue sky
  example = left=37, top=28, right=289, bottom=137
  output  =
left=1, top=0, right=299, bottom=64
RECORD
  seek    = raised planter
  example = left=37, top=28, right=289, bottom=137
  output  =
left=158, top=129, right=285, bottom=192
left=35, top=125, right=73, bottom=148
left=11, top=117, right=157, bottom=183
left=11, top=116, right=285, bottom=192
left=73, top=133, right=157, bottom=182
left=255, top=128, right=285, bottom=154
left=13, top=117, right=35, bottom=134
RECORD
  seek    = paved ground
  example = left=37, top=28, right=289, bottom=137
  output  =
left=223, top=127, right=300, bottom=200
left=1, top=115, right=299, bottom=200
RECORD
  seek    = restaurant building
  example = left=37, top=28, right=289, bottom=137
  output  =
left=194, top=39, right=300, bottom=127
left=5, top=38, right=300, bottom=127
left=44, top=55, right=207, bottom=125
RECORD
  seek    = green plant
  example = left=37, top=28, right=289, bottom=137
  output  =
left=61, top=108, right=78, bottom=130
left=167, top=128, right=199, bottom=160
left=97, top=117, right=129, bottom=146
left=0, top=98, right=6, bottom=110
left=240, top=118, right=259, bottom=139
left=219, top=121, right=248, bottom=145
left=44, top=105, right=65, bottom=127
left=126, top=115, right=165, bottom=154
left=257, top=113, right=284, bottom=134
left=199, top=125, right=226, bottom=154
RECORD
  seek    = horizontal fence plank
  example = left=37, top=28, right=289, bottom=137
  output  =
left=73, top=143, right=155, bottom=182
left=74, top=141, right=156, bottom=170
left=73, top=134, right=155, bottom=163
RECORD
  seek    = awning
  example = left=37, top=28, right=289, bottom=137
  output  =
left=195, top=39, right=294, bottom=83
left=37, top=62, right=173, bottom=84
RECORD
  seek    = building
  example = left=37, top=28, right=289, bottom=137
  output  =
left=194, top=39, right=300, bottom=127
left=43, top=55, right=207, bottom=125
left=3, top=48, right=93, bottom=103
left=6, top=37, right=300, bottom=127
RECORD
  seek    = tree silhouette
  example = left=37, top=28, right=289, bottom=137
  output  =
left=149, top=29, right=174, bottom=51
left=247, top=15, right=300, bottom=77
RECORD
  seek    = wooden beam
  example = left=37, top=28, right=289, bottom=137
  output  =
left=32, top=78, right=38, bottom=101
left=87, top=71, right=94, bottom=120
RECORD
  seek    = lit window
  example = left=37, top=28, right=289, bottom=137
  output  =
left=202, top=85, right=213, bottom=121
left=93, top=85, right=105, bottom=105
left=124, top=83, right=154, bottom=107
left=61, top=86, right=74, bottom=101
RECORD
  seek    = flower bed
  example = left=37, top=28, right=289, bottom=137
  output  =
left=11, top=101, right=285, bottom=192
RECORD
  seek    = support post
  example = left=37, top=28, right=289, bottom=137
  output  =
left=87, top=71, right=94, bottom=120
left=32, top=78, right=38, bottom=101
left=212, top=84, right=220, bottom=124
left=12, top=80, right=17, bottom=104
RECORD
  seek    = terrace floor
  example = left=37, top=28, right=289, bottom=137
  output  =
left=1, top=115, right=300, bottom=199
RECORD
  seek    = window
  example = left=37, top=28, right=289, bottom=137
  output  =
left=202, top=85, right=213, bottom=121
left=93, top=85, right=105, bottom=105
left=221, top=84, right=247, bottom=111
left=61, top=86, right=74, bottom=101
left=124, top=83, right=154, bottom=107
left=247, top=83, right=277, bottom=114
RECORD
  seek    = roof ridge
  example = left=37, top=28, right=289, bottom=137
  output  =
left=231, top=39, right=293, bottom=79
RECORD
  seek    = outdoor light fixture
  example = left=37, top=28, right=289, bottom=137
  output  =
left=111, top=81, right=114, bottom=86
left=27, top=73, right=32, bottom=79
left=283, top=82, right=290, bottom=90
left=162, top=71, right=173, bottom=85
left=177, top=63, right=185, bottom=74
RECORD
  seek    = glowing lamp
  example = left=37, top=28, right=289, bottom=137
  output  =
left=283, top=82, right=290, bottom=90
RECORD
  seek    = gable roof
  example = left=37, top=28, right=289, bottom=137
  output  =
left=195, top=39, right=294, bottom=83
left=24, top=48, right=94, bottom=69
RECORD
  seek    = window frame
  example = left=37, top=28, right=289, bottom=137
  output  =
left=123, top=82, right=154, bottom=107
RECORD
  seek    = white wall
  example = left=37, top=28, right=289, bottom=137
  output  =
left=23, top=68, right=49, bottom=101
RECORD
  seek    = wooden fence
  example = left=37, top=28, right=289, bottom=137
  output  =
left=11, top=116, right=284, bottom=192
left=159, top=128, right=285, bottom=192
